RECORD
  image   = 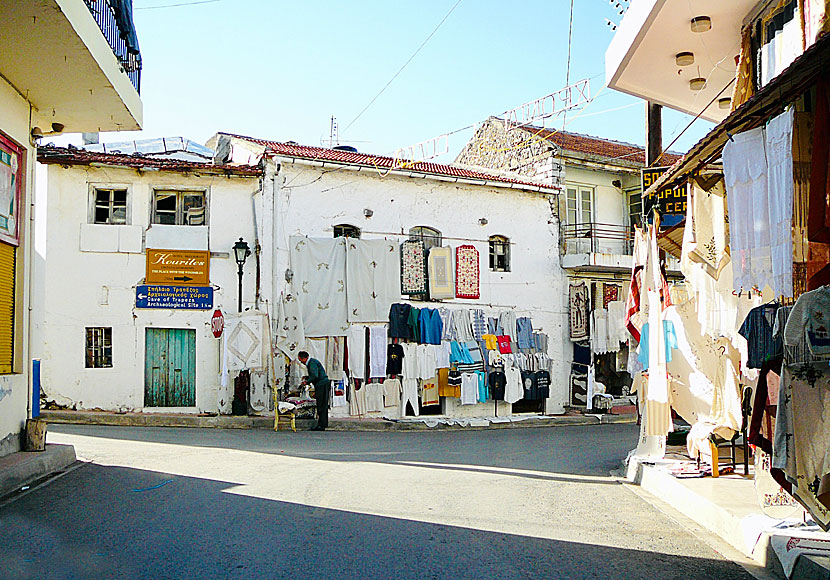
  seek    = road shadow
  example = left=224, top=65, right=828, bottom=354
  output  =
left=0, top=461, right=754, bottom=580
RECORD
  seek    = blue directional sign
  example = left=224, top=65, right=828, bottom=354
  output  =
left=135, top=285, right=213, bottom=310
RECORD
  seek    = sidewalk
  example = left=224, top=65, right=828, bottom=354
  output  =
left=40, top=408, right=636, bottom=431
left=624, top=453, right=830, bottom=579
left=0, top=444, right=77, bottom=501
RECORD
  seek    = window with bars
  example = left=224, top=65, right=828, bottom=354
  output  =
left=333, top=224, right=361, bottom=238
left=409, top=226, right=442, bottom=251
left=628, top=190, right=643, bottom=228
left=93, top=188, right=128, bottom=224
left=85, top=327, right=112, bottom=368
left=489, top=235, right=510, bottom=272
left=152, top=190, right=206, bottom=225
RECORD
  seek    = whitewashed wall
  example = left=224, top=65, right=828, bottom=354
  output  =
left=270, top=159, right=571, bottom=413
left=0, top=77, right=36, bottom=455
left=34, top=163, right=261, bottom=413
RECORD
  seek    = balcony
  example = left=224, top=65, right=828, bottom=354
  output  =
left=0, top=0, right=143, bottom=132
left=85, top=1, right=142, bottom=93
left=561, top=222, right=633, bottom=271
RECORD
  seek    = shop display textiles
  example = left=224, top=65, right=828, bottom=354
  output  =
left=400, top=240, right=428, bottom=296
left=455, top=244, right=480, bottom=299
left=569, top=282, right=589, bottom=341
left=428, top=246, right=455, bottom=299
left=603, top=283, right=620, bottom=308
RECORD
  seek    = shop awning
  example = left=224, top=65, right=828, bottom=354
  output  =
left=657, top=220, right=685, bottom=259
left=644, top=32, right=830, bottom=198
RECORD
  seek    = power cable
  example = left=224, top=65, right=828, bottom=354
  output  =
left=341, top=0, right=463, bottom=135
left=135, top=0, right=220, bottom=9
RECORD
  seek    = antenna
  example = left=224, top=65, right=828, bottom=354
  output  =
left=328, top=116, right=339, bottom=148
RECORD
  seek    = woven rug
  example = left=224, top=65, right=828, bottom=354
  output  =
left=455, top=245, right=480, bottom=299
left=603, top=283, right=620, bottom=308
left=569, top=282, right=589, bottom=341
left=400, top=240, right=428, bottom=296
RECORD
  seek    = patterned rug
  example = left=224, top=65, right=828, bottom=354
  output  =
left=455, top=245, right=480, bottom=299
left=400, top=240, right=428, bottom=296
left=569, top=282, right=589, bottom=341
left=603, top=283, right=620, bottom=308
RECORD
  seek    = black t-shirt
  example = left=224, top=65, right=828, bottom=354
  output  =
left=387, top=343, right=404, bottom=376
left=389, top=303, right=412, bottom=340
left=521, top=370, right=537, bottom=400
left=489, top=371, right=506, bottom=401
left=535, top=370, right=551, bottom=399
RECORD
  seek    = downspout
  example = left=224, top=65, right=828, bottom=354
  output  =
left=26, top=104, right=36, bottom=420
left=251, top=161, right=264, bottom=310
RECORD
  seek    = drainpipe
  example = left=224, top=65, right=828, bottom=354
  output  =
left=251, top=188, right=261, bottom=310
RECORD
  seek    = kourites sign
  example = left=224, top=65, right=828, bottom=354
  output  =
left=642, top=167, right=687, bottom=229
left=146, top=249, right=210, bottom=285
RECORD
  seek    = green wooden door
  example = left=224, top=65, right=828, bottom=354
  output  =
left=144, top=328, right=196, bottom=407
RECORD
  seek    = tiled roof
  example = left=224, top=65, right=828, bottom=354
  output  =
left=515, top=125, right=683, bottom=167
left=37, top=145, right=261, bottom=175
left=221, top=133, right=559, bottom=192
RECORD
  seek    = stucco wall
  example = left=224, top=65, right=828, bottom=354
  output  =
left=0, top=77, right=35, bottom=456
left=272, top=160, right=572, bottom=413
left=36, top=164, right=261, bottom=413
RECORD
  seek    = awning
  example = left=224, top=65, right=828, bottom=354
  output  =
left=657, top=220, right=685, bottom=259
left=645, top=31, right=830, bottom=198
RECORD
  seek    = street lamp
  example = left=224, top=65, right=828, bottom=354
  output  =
left=232, top=237, right=250, bottom=313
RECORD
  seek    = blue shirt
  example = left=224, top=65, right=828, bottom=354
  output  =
left=637, top=321, right=678, bottom=370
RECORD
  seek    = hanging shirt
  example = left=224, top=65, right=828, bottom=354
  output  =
left=460, top=372, right=478, bottom=405
left=438, top=307, right=456, bottom=341
left=499, top=310, right=518, bottom=341
left=784, top=286, right=830, bottom=356
left=406, top=307, right=421, bottom=343
left=471, top=309, right=488, bottom=340
left=388, top=303, right=412, bottom=340
left=417, top=344, right=437, bottom=380
left=347, top=325, right=366, bottom=379
left=489, top=371, right=506, bottom=400
left=637, top=320, right=678, bottom=370
left=401, top=342, right=419, bottom=378
left=446, top=370, right=462, bottom=398
left=497, top=335, right=513, bottom=354
left=434, top=342, right=451, bottom=369
left=738, top=303, right=782, bottom=368
left=521, top=370, right=536, bottom=400
left=386, top=343, right=404, bottom=376
left=516, top=317, right=534, bottom=349
left=382, top=378, right=401, bottom=408
left=504, top=366, right=523, bottom=404
left=453, top=309, right=475, bottom=341
left=449, top=341, right=474, bottom=364
left=482, top=334, right=498, bottom=350
left=535, top=370, right=551, bottom=399
left=477, top=371, right=488, bottom=403
left=419, top=308, right=443, bottom=345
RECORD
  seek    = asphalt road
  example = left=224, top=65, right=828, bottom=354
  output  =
left=0, top=423, right=756, bottom=580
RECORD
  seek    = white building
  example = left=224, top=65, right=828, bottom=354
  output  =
left=0, top=0, right=142, bottom=456
left=35, top=145, right=261, bottom=414
left=36, top=132, right=568, bottom=419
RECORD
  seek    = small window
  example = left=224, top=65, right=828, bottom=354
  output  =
left=333, top=224, right=361, bottom=238
left=409, top=226, right=442, bottom=251
left=152, top=190, right=206, bottom=226
left=93, top=188, right=128, bottom=224
left=489, top=235, right=510, bottom=272
left=86, top=327, right=112, bottom=368
left=628, top=190, right=642, bottom=228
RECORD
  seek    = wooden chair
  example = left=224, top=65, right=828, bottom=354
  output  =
left=274, top=391, right=296, bottom=432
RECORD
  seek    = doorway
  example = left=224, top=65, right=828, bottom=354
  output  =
left=145, top=328, right=196, bottom=407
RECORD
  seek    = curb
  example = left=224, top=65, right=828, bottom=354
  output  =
left=0, top=444, right=77, bottom=500
left=40, top=409, right=636, bottom=432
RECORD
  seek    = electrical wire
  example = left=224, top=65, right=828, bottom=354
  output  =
left=341, top=0, right=463, bottom=135
left=135, top=0, right=220, bottom=9
left=562, top=0, right=576, bottom=128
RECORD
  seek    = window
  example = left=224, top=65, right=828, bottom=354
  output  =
left=409, top=226, right=442, bottom=251
left=152, top=190, right=206, bottom=225
left=333, top=224, right=361, bottom=238
left=86, top=327, right=112, bottom=368
left=628, top=190, right=642, bottom=228
left=489, top=235, right=510, bottom=272
left=755, top=0, right=800, bottom=88
left=93, top=188, right=128, bottom=224
left=566, top=185, right=593, bottom=225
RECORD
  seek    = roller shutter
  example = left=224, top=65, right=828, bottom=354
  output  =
left=0, top=242, right=15, bottom=374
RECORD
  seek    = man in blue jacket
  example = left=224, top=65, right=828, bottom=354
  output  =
left=298, top=351, right=330, bottom=431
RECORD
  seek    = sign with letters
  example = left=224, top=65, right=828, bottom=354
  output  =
left=136, top=285, right=213, bottom=310
left=641, top=167, right=687, bottom=229
left=146, top=249, right=210, bottom=285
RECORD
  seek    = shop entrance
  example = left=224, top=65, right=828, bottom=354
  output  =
left=144, top=328, right=196, bottom=407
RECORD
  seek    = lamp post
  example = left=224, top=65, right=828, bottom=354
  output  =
left=232, top=238, right=250, bottom=313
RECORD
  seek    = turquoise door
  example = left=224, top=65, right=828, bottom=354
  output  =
left=145, top=328, right=196, bottom=407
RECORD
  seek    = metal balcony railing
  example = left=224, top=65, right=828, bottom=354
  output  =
left=85, top=0, right=142, bottom=93
left=561, top=222, right=634, bottom=256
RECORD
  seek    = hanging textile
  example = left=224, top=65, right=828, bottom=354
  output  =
left=569, top=282, right=589, bottom=341
left=723, top=107, right=794, bottom=297
left=645, top=222, right=672, bottom=439
left=602, top=283, right=619, bottom=308
left=427, top=246, right=454, bottom=299
left=687, top=179, right=730, bottom=279
left=606, top=300, right=627, bottom=347
left=625, top=227, right=648, bottom=342
left=591, top=309, right=609, bottom=354
left=804, top=0, right=830, bottom=48
left=325, top=336, right=344, bottom=377
left=347, top=325, right=366, bottom=379
left=368, top=325, right=388, bottom=379
left=400, top=240, right=428, bottom=296
left=249, top=369, right=271, bottom=413
left=731, top=26, right=755, bottom=111
left=331, top=372, right=348, bottom=408
left=455, top=245, right=480, bottom=299
left=274, top=290, right=305, bottom=361
left=345, top=239, right=401, bottom=323
left=383, top=378, right=401, bottom=408
left=364, top=382, right=385, bottom=412
left=422, top=379, right=440, bottom=406
left=290, top=236, right=349, bottom=336
left=807, top=79, right=830, bottom=289
left=222, top=311, right=269, bottom=376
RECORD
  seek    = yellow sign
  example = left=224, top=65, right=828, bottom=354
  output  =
left=146, top=249, right=210, bottom=286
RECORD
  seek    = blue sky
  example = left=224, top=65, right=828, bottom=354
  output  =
left=89, top=0, right=714, bottom=160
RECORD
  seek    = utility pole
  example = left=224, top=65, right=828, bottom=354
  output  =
left=645, top=101, right=662, bottom=166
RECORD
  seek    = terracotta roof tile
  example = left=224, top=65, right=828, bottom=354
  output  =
left=222, top=133, right=559, bottom=191
left=515, top=125, right=683, bottom=166
left=37, top=145, right=261, bottom=175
